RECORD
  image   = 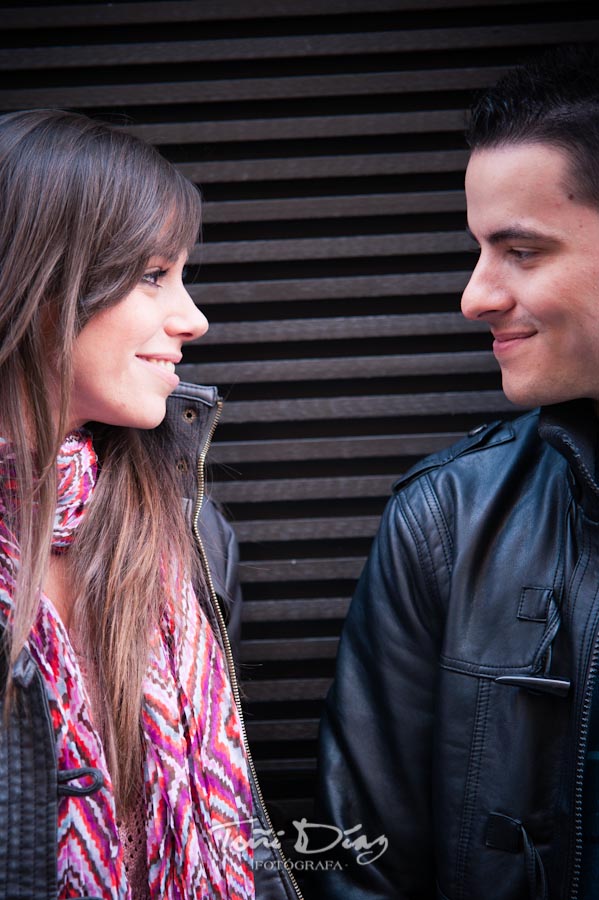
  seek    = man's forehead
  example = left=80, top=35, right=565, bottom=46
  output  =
left=465, top=142, right=571, bottom=188
left=464, top=143, right=599, bottom=238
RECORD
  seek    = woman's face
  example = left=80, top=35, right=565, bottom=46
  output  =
left=67, top=250, right=208, bottom=432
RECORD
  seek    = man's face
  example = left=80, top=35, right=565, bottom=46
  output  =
left=462, top=142, right=599, bottom=407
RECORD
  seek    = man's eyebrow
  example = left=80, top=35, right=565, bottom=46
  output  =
left=466, top=225, right=558, bottom=245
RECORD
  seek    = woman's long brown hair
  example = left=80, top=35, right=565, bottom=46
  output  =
left=0, top=108, right=203, bottom=812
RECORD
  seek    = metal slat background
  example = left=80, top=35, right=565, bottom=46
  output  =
left=2, top=0, right=598, bottom=876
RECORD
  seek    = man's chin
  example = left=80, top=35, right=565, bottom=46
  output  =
left=501, top=379, right=553, bottom=410
left=502, top=378, right=592, bottom=410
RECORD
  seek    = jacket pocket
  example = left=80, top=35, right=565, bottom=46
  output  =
left=486, top=812, right=548, bottom=900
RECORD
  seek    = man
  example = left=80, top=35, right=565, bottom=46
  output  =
left=315, top=43, right=599, bottom=899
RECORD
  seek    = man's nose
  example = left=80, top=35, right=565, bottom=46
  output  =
left=461, top=255, right=513, bottom=321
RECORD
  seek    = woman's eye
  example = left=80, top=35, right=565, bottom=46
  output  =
left=141, top=268, right=167, bottom=286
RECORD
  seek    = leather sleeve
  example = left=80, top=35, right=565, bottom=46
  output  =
left=196, top=497, right=243, bottom=665
left=314, top=476, right=451, bottom=899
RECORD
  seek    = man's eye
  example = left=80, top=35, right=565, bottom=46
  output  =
left=509, top=248, right=536, bottom=261
left=141, top=268, right=167, bottom=286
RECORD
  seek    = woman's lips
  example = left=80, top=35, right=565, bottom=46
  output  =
left=136, top=355, right=180, bottom=387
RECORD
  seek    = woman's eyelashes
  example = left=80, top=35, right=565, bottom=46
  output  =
left=141, top=268, right=168, bottom=287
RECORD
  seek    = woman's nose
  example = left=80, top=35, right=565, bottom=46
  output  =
left=167, top=286, right=209, bottom=341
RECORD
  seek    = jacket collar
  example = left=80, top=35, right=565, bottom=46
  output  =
left=539, top=399, right=599, bottom=519
left=164, top=381, right=221, bottom=504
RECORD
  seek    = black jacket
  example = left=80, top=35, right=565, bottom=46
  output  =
left=0, top=382, right=303, bottom=900
left=316, top=399, right=599, bottom=900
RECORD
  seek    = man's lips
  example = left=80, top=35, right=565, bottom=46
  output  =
left=492, top=331, right=536, bottom=353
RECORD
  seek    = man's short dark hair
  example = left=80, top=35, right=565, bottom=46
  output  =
left=466, top=42, right=599, bottom=207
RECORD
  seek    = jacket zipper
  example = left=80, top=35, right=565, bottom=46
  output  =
left=192, top=398, right=304, bottom=900
left=570, top=629, right=599, bottom=899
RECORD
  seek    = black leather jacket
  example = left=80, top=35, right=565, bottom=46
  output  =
left=0, top=382, right=303, bottom=900
left=316, top=399, right=599, bottom=900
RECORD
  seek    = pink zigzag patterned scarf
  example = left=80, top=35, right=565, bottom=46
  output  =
left=0, top=430, right=254, bottom=899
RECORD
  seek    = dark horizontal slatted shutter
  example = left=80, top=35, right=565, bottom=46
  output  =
left=2, top=0, right=598, bottom=880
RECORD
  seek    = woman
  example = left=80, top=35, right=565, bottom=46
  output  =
left=0, top=109, right=301, bottom=900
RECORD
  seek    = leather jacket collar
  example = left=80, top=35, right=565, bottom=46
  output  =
left=539, top=399, right=599, bottom=520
